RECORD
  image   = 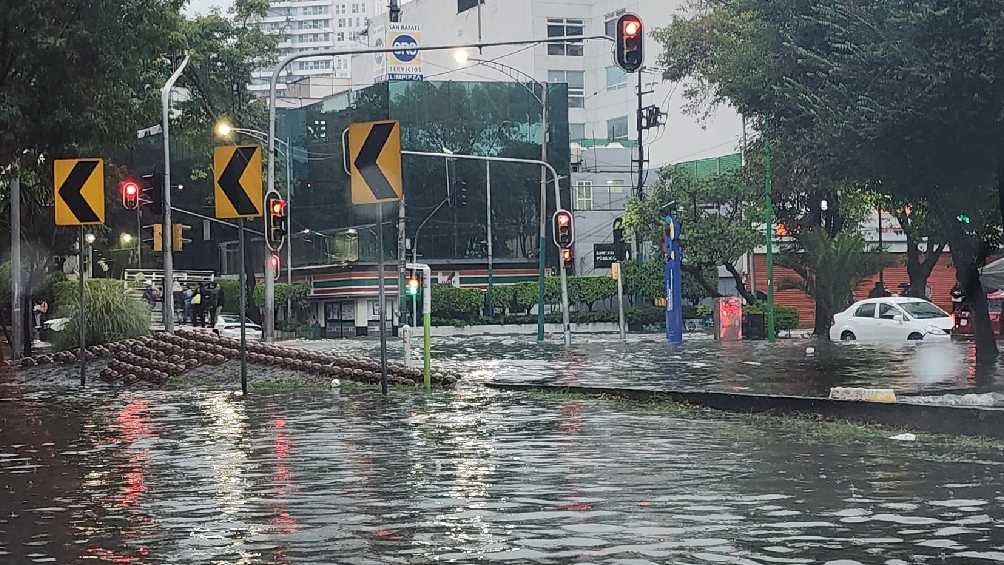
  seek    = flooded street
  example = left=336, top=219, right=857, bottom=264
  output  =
left=4, top=335, right=1004, bottom=563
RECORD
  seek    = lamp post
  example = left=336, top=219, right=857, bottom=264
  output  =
left=216, top=121, right=296, bottom=327
left=456, top=52, right=550, bottom=342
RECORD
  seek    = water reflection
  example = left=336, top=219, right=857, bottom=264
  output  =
left=1, top=386, right=1003, bottom=563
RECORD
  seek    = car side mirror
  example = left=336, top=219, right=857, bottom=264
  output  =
left=893, top=314, right=904, bottom=323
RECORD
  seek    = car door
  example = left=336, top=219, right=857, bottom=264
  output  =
left=849, top=302, right=877, bottom=340
left=876, top=301, right=909, bottom=341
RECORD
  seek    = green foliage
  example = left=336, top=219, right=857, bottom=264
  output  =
left=51, top=280, right=149, bottom=350
left=622, top=259, right=665, bottom=302
left=218, top=279, right=241, bottom=314
left=695, top=304, right=713, bottom=318
left=431, top=284, right=484, bottom=321
left=626, top=306, right=665, bottom=329
left=743, top=302, right=800, bottom=332
left=777, top=229, right=891, bottom=335
left=568, top=276, right=617, bottom=312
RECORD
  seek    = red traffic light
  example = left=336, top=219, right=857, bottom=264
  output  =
left=623, top=19, right=641, bottom=37
left=120, top=178, right=140, bottom=210
left=268, top=254, right=281, bottom=271
left=556, top=211, right=571, bottom=226
left=122, top=181, right=138, bottom=197
left=270, top=199, right=287, bottom=216
left=553, top=209, right=575, bottom=248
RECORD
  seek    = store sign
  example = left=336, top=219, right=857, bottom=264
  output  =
left=376, top=23, right=423, bottom=82
left=593, top=243, right=618, bottom=269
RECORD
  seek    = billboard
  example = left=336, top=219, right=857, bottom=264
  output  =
left=376, top=23, right=423, bottom=82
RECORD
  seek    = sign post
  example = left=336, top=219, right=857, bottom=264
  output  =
left=407, top=262, right=432, bottom=388
left=612, top=262, right=626, bottom=340
left=214, top=145, right=264, bottom=394
left=663, top=214, right=684, bottom=345
left=349, top=120, right=403, bottom=394
left=54, top=158, right=104, bottom=385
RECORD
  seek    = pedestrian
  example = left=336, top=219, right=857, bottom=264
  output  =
left=951, top=284, right=965, bottom=313
left=172, top=281, right=184, bottom=324
left=183, top=286, right=194, bottom=324
left=868, top=281, right=890, bottom=299
left=215, top=283, right=225, bottom=326
left=192, top=284, right=205, bottom=328
left=204, top=285, right=217, bottom=329
left=143, top=280, right=156, bottom=309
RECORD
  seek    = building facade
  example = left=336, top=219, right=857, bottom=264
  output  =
left=250, top=0, right=378, bottom=100
left=353, top=0, right=743, bottom=170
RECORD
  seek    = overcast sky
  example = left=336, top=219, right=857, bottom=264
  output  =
left=184, top=0, right=234, bottom=16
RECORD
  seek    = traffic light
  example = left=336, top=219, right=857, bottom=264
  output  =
left=172, top=224, right=188, bottom=252
left=406, top=274, right=420, bottom=296
left=450, top=180, right=470, bottom=208
left=120, top=178, right=140, bottom=210
left=958, top=214, right=972, bottom=224
left=553, top=209, right=574, bottom=248
left=153, top=223, right=163, bottom=252
left=266, top=192, right=288, bottom=251
left=561, top=247, right=574, bottom=268
left=615, top=14, right=644, bottom=73
left=268, top=254, right=281, bottom=272
left=140, top=172, right=163, bottom=216
left=612, top=217, right=628, bottom=261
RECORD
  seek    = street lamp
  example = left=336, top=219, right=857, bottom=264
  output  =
left=120, top=233, right=133, bottom=245
left=459, top=56, right=551, bottom=342
left=214, top=119, right=297, bottom=334
left=84, top=233, right=96, bottom=278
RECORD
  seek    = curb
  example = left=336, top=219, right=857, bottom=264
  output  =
left=485, top=383, right=1004, bottom=440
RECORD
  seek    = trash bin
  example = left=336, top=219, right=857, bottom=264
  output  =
left=744, top=313, right=766, bottom=340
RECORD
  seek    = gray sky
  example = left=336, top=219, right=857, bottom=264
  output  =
left=184, top=0, right=234, bottom=16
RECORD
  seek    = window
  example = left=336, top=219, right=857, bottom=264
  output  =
left=899, top=301, right=948, bottom=319
left=605, top=17, right=618, bottom=38
left=878, top=303, right=901, bottom=320
left=569, top=123, right=586, bottom=141
left=547, top=18, right=584, bottom=56
left=607, top=116, right=628, bottom=141
left=338, top=18, right=345, bottom=27
left=547, top=70, right=584, bottom=108
left=337, top=32, right=345, bottom=41
left=575, top=181, right=593, bottom=211
left=458, top=0, right=485, bottom=13
left=352, top=3, right=359, bottom=13
left=855, top=303, right=876, bottom=318
left=606, top=66, right=627, bottom=90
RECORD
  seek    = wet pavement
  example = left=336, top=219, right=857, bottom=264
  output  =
left=4, top=335, right=1004, bottom=563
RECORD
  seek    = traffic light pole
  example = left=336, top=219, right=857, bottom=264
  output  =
left=407, top=262, right=432, bottom=389
left=10, top=174, right=22, bottom=361
left=161, top=53, right=190, bottom=334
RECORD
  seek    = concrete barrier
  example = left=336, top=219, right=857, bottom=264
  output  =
left=486, top=382, right=1004, bottom=440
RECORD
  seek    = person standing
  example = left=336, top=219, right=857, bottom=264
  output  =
left=183, top=286, right=194, bottom=324
left=192, top=284, right=205, bottom=328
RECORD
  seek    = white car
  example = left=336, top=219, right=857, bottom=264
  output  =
left=214, top=313, right=262, bottom=340
left=830, top=297, right=953, bottom=342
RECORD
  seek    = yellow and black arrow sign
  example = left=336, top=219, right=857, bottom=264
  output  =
left=54, top=158, right=104, bottom=226
left=214, top=145, right=263, bottom=219
left=350, top=120, right=403, bottom=204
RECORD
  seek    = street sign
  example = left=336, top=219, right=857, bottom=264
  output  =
left=54, top=159, right=104, bottom=226
left=214, top=145, right=263, bottom=219
left=349, top=120, right=403, bottom=204
left=594, top=243, right=618, bottom=269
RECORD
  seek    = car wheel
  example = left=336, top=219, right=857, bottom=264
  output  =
left=840, top=331, right=856, bottom=341
left=907, top=332, right=924, bottom=341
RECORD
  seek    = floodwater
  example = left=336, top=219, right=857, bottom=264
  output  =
left=302, top=333, right=1003, bottom=397
left=4, top=335, right=1004, bottom=563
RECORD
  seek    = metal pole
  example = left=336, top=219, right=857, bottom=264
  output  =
left=78, top=227, right=86, bottom=386
left=408, top=262, right=432, bottom=388
left=162, top=53, right=190, bottom=334
left=239, top=219, right=248, bottom=395
left=537, top=85, right=548, bottom=342
left=764, top=138, right=776, bottom=342
left=616, top=263, right=626, bottom=341
left=877, top=205, right=884, bottom=285
left=136, top=205, right=142, bottom=269
left=377, top=203, right=389, bottom=395
left=398, top=199, right=407, bottom=330
left=11, top=174, right=22, bottom=360
left=486, top=161, right=494, bottom=317
left=286, top=136, right=293, bottom=323
left=264, top=241, right=275, bottom=342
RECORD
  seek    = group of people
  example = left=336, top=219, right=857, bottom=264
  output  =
left=173, top=282, right=225, bottom=328
left=141, top=280, right=225, bottom=328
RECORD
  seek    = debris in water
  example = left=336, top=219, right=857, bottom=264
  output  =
left=888, top=433, right=917, bottom=442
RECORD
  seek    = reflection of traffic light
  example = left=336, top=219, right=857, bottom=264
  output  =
left=266, top=192, right=288, bottom=251
left=561, top=247, right=574, bottom=268
left=615, top=14, right=644, bottom=73
left=120, top=178, right=140, bottom=210
left=553, top=209, right=574, bottom=248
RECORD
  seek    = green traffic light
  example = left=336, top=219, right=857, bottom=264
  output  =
left=957, top=214, right=971, bottom=224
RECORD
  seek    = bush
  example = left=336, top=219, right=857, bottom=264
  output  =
left=568, top=276, right=617, bottom=311
left=743, top=302, right=800, bottom=331
left=51, top=279, right=149, bottom=350
left=627, top=306, right=665, bottom=330
left=431, top=284, right=484, bottom=321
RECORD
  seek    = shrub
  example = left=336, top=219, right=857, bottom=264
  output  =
left=431, top=284, right=483, bottom=321
left=627, top=306, right=665, bottom=330
left=51, top=279, right=149, bottom=350
left=743, top=302, right=800, bottom=331
left=568, top=276, right=617, bottom=311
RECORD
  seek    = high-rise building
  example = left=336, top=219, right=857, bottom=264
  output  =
left=250, top=0, right=378, bottom=102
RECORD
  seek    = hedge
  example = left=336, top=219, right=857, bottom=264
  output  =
left=743, top=302, right=800, bottom=331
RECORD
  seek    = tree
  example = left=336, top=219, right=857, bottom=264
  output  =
left=778, top=229, right=891, bottom=337
left=656, top=0, right=1004, bottom=360
left=623, top=164, right=762, bottom=302
left=568, top=276, right=616, bottom=312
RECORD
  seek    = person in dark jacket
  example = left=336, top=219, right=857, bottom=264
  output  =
left=192, top=284, right=206, bottom=327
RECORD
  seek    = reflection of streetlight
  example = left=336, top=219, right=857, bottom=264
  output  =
left=120, top=233, right=133, bottom=245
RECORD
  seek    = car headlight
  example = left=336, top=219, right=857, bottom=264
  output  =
left=926, top=325, right=949, bottom=335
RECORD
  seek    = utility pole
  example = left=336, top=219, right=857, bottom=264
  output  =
left=10, top=174, right=22, bottom=360
left=388, top=0, right=400, bottom=22
left=764, top=137, right=776, bottom=342
left=161, top=54, right=190, bottom=334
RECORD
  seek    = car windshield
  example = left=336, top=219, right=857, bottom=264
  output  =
left=898, top=301, right=949, bottom=319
